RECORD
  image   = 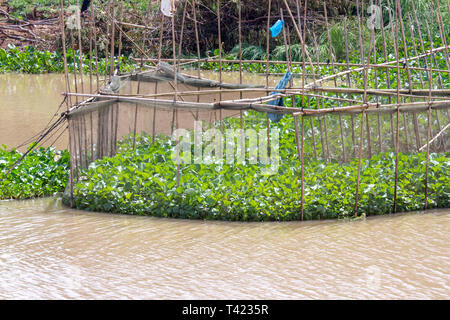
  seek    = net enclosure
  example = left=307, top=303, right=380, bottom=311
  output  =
left=55, top=0, right=449, bottom=220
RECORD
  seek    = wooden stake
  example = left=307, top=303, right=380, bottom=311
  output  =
left=109, top=0, right=116, bottom=78
left=354, top=109, right=366, bottom=216
left=393, top=0, right=401, bottom=214
left=59, top=0, right=72, bottom=107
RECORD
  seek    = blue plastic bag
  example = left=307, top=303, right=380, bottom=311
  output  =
left=267, top=71, right=292, bottom=122
left=270, top=20, right=284, bottom=38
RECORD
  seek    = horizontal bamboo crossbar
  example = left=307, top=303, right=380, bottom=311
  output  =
left=132, top=58, right=450, bottom=74
left=64, top=92, right=450, bottom=118
left=418, top=122, right=450, bottom=152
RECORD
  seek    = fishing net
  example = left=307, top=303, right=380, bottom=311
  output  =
left=62, top=61, right=449, bottom=220
left=55, top=0, right=450, bottom=220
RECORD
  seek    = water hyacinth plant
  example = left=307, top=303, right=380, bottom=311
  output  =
left=65, top=112, right=449, bottom=221
left=0, top=145, right=70, bottom=199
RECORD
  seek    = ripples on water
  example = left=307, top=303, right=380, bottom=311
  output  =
left=0, top=198, right=448, bottom=299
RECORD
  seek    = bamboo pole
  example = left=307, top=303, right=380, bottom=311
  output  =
left=419, top=122, right=449, bottom=152
left=177, top=0, right=188, bottom=70
left=68, top=119, right=75, bottom=206
left=435, top=0, right=450, bottom=70
left=300, top=114, right=304, bottom=221
left=217, top=0, right=223, bottom=130
left=407, top=16, right=422, bottom=154
left=424, top=20, right=444, bottom=89
left=82, top=115, right=88, bottom=168
left=344, top=17, right=356, bottom=158
left=354, top=109, right=366, bottom=216
left=294, top=0, right=306, bottom=218
left=306, top=46, right=450, bottom=89
left=76, top=0, right=84, bottom=94
left=411, top=1, right=431, bottom=80
left=88, top=1, right=93, bottom=94
left=152, top=13, right=165, bottom=144
left=136, top=56, right=450, bottom=73
left=170, top=10, right=178, bottom=135
left=59, top=0, right=71, bottom=107
left=239, top=0, right=247, bottom=154
left=353, top=0, right=368, bottom=215
left=92, top=1, right=99, bottom=93
left=356, top=0, right=367, bottom=103
left=393, top=0, right=401, bottom=214
left=397, top=1, right=413, bottom=155
left=357, top=0, right=370, bottom=160
left=409, top=11, right=443, bottom=152
left=323, top=2, right=346, bottom=162
left=426, top=22, right=450, bottom=124
left=266, top=0, right=271, bottom=90
left=75, top=116, right=83, bottom=181
left=281, top=0, right=316, bottom=77
left=69, top=29, right=79, bottom=104
left=424, top=0, right=436, bottom=210
left=113, top=103, right=119, bottom=155
left=192, top=0, right=201, bottom=78
left=370, top=0, right=381, bottom=154
left=397, top=2, right=413, bottom=93
left=66, top=92, right=449, bottom=113
left=402, top=113, right=410, bottom=152
left=311, top=32, right=327, bottom=159
left=117, top=2, right=123, bottom=66
left=104, top=1, right=110, bottom=84
left=109, top=0, right=115, bottom=78
left=192, top=0, right=201, bottom=123
left=171, top=3, right=180, bottom=187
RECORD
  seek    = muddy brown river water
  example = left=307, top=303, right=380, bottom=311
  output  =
left=0, top=198, right=449, bottom=299
left=0, top=73, right=449, bottom=299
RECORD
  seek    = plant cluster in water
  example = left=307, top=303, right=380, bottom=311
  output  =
left=0, top=45, right=135, bottom=74
left=0, top=146, right=69, bottom=200
left=64, top=112, right=449, bottom=221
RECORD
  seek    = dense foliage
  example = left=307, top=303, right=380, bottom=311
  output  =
left=65, top=113, right=449, bottom=221
left=0, top=45, right=135, bottom=74
left=0, top=146, right=70, bottom=199
left=2, top=0, right=448, bottom=220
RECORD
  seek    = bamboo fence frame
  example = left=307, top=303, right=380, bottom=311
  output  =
left=49, top=0, right=450, bottom=218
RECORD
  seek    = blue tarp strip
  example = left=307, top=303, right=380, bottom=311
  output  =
left=267, top=71, right=292, bottom=123
left=270, top=20, right=284, bottom=38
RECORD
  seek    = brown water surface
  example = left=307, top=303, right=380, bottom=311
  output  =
left=0, top=73, right=71, bottom=150
left=0, top=71, right=300, bottom=150
left=0, top=198, right=448, bottom=299
left=0, top=73, right=449, bottom=299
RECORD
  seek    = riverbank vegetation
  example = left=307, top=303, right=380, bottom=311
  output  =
left=1, top=0, right=449, bottom=220
left=1, top=1, right=447, bottom=74
left=64, top=112, right=449, bottom=221
left=0, top=146, right=69, bottom=200
left=0, top=44, right=135, bottom=73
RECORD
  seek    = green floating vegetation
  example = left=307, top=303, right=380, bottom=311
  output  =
left=0, top=45, right=136, bottom=74
left=0, top=146, right=70, bottom=200
left=65, top=113, right=449, bottom=221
